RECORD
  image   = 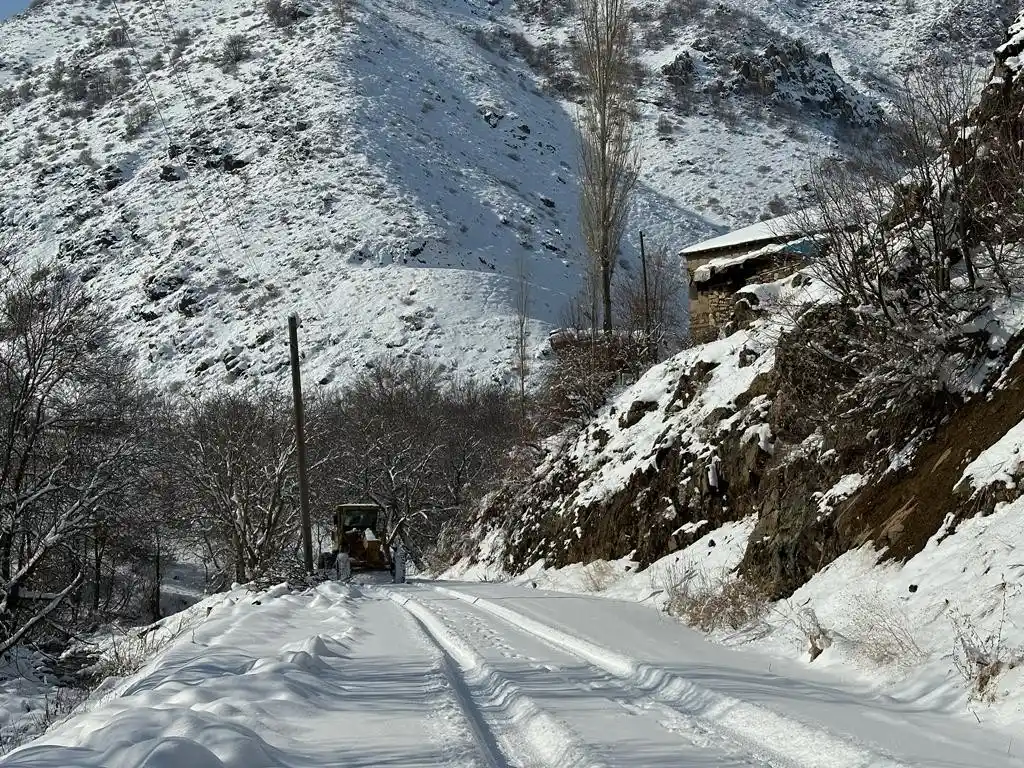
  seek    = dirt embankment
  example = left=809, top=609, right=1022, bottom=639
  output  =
left=839, top=347, right=1024, bottom=562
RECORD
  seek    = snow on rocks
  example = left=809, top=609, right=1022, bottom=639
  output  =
left=956, top=418, right=1024, bottom=494
left=566, top=329, right=775, bottom=511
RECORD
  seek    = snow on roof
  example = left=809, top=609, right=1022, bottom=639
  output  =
left=690, top=241, right=784, bottom=284
left=682, top=211, right=812, bottom=256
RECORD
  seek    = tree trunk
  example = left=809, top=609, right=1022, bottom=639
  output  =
left=602, top=259, right=613, bottom=334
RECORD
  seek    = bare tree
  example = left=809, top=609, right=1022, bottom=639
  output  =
left=576, top=0, right=641, bottom=334
left=312, top=360, right=519, bottom=564
left=613, top=240, right=687, bottom=362
left=784, top=60, right=1024, bottom=440
left=0, top=264, right=146, bottom=653
left=172, top=389, right=298, bottom=586
left=889, top=61, right=984, bottom=290
left=801, top=60, right=1024, bottom=329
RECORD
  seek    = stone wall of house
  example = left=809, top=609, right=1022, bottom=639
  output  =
left=688, top=255, right=803, bottom=341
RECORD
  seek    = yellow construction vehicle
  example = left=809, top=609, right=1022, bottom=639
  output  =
left=324, top=503, right=406, bottom=582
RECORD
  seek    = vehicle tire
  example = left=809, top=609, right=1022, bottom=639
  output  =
left=392, top=546, right=406, bottom=584
left=336, top=553, right=352, bottom=581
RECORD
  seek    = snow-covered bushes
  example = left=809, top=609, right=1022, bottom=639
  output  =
left=534, top=332, right=640, bottom=427
left=219, top=33, right=251, bottom=68
left=122, top=102, right=154, bottom=139
left=46, top=57, right=133, bottom=117
left=949, top=585, right=1023, bottom=701
left=663, top=565, right=770, bottom=632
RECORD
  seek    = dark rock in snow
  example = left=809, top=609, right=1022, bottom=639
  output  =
left=160, top=164, right=184, bottom=181
left=619, top=399, right=658, bottom=429
left=145, top=274, right=185, bottom=301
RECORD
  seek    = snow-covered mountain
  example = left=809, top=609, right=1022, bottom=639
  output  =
left=0, top=0, right=1009, bottom=390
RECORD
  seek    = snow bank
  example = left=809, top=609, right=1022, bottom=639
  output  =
left=1, top=582, right=364, bottom=766
left=488, top=497, right=1024, bottom=728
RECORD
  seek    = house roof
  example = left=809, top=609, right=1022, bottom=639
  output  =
left=682, top=211, right=814, bottom=256
left=690, top=242, right=783, bottom=284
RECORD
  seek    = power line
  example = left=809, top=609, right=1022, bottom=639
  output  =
left=145, top=0, right=256, bottom=267
left=146, top=0, right=333, bottom=324
left=109, top=0, right=235, bottom=276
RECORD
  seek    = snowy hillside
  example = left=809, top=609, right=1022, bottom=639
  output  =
left=0, top=0, right=1009, bottom=390
left=0, top=0, right=702, bottom=391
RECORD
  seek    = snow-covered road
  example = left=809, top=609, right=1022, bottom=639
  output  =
left=3, top=581, right=1018, bottom=768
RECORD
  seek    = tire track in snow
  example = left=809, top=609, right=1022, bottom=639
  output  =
left=381, top=587, right=609, bottom=768
left=435, top=586, right=913, bottom=768
left=414, top=587, right=782, bottom=767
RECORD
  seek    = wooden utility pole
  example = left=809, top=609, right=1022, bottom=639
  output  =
left=639, top=230, right=651, bottom=358
left=288, top=314, right=314, bottom=574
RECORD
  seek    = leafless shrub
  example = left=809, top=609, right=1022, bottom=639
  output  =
left=16, top=81, right=34, bottom=103
left=581, top=560, right=619, bottom=592
left=535, top=330, right=644, bottom=427
left=170, top=26, right=192, bottom=49
left=640, top=0, right=708, bottom=49
left=775, top=600, right=833, bottom=660
left=89, top=621, right=186, bottom=681
left=105, top=25, right=128, bottom=48
left=28, top=688, right=88, bottom=735
left=48, top=58, right=133, bottom=115
left=949, top=585, right=1022, bottom=701
left=515, top=0, right=576, bottom=25
left=0, top=87, right=16, bottom=112
left=220, top=34, right=251, bottom=68
left=788, top=60, right=1024, bottom=440
left=122, top=103, right=155, bottom=139
left=331, top=0, right=348, bottom=23
left=848, top=594, right=925, bottom=668
left=265, top=0, right=300, bottom=26
left=664, top=566, right=770, bottom=632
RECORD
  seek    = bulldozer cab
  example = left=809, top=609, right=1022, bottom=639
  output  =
left=335, top=504, right=379, bottom=538
left=333, top=503, right=390, bottom=572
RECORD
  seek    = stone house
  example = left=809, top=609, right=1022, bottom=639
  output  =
left=682, top=212, right=818, bottom=342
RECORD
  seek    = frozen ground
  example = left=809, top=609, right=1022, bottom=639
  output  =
left=1, top=578, right=1019, bottom=767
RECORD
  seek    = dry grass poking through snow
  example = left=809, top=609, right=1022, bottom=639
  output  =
left=848, top=594, right=926, bottom=669
left=949, top=584, right=1023, bottom=702
left=663, top=566, right=770, bottom=632
left=27, top=687, right=90, bottom=736
left=581, top=561, right=621, bottom=592
left=88, top=608, right=211, bottom=681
